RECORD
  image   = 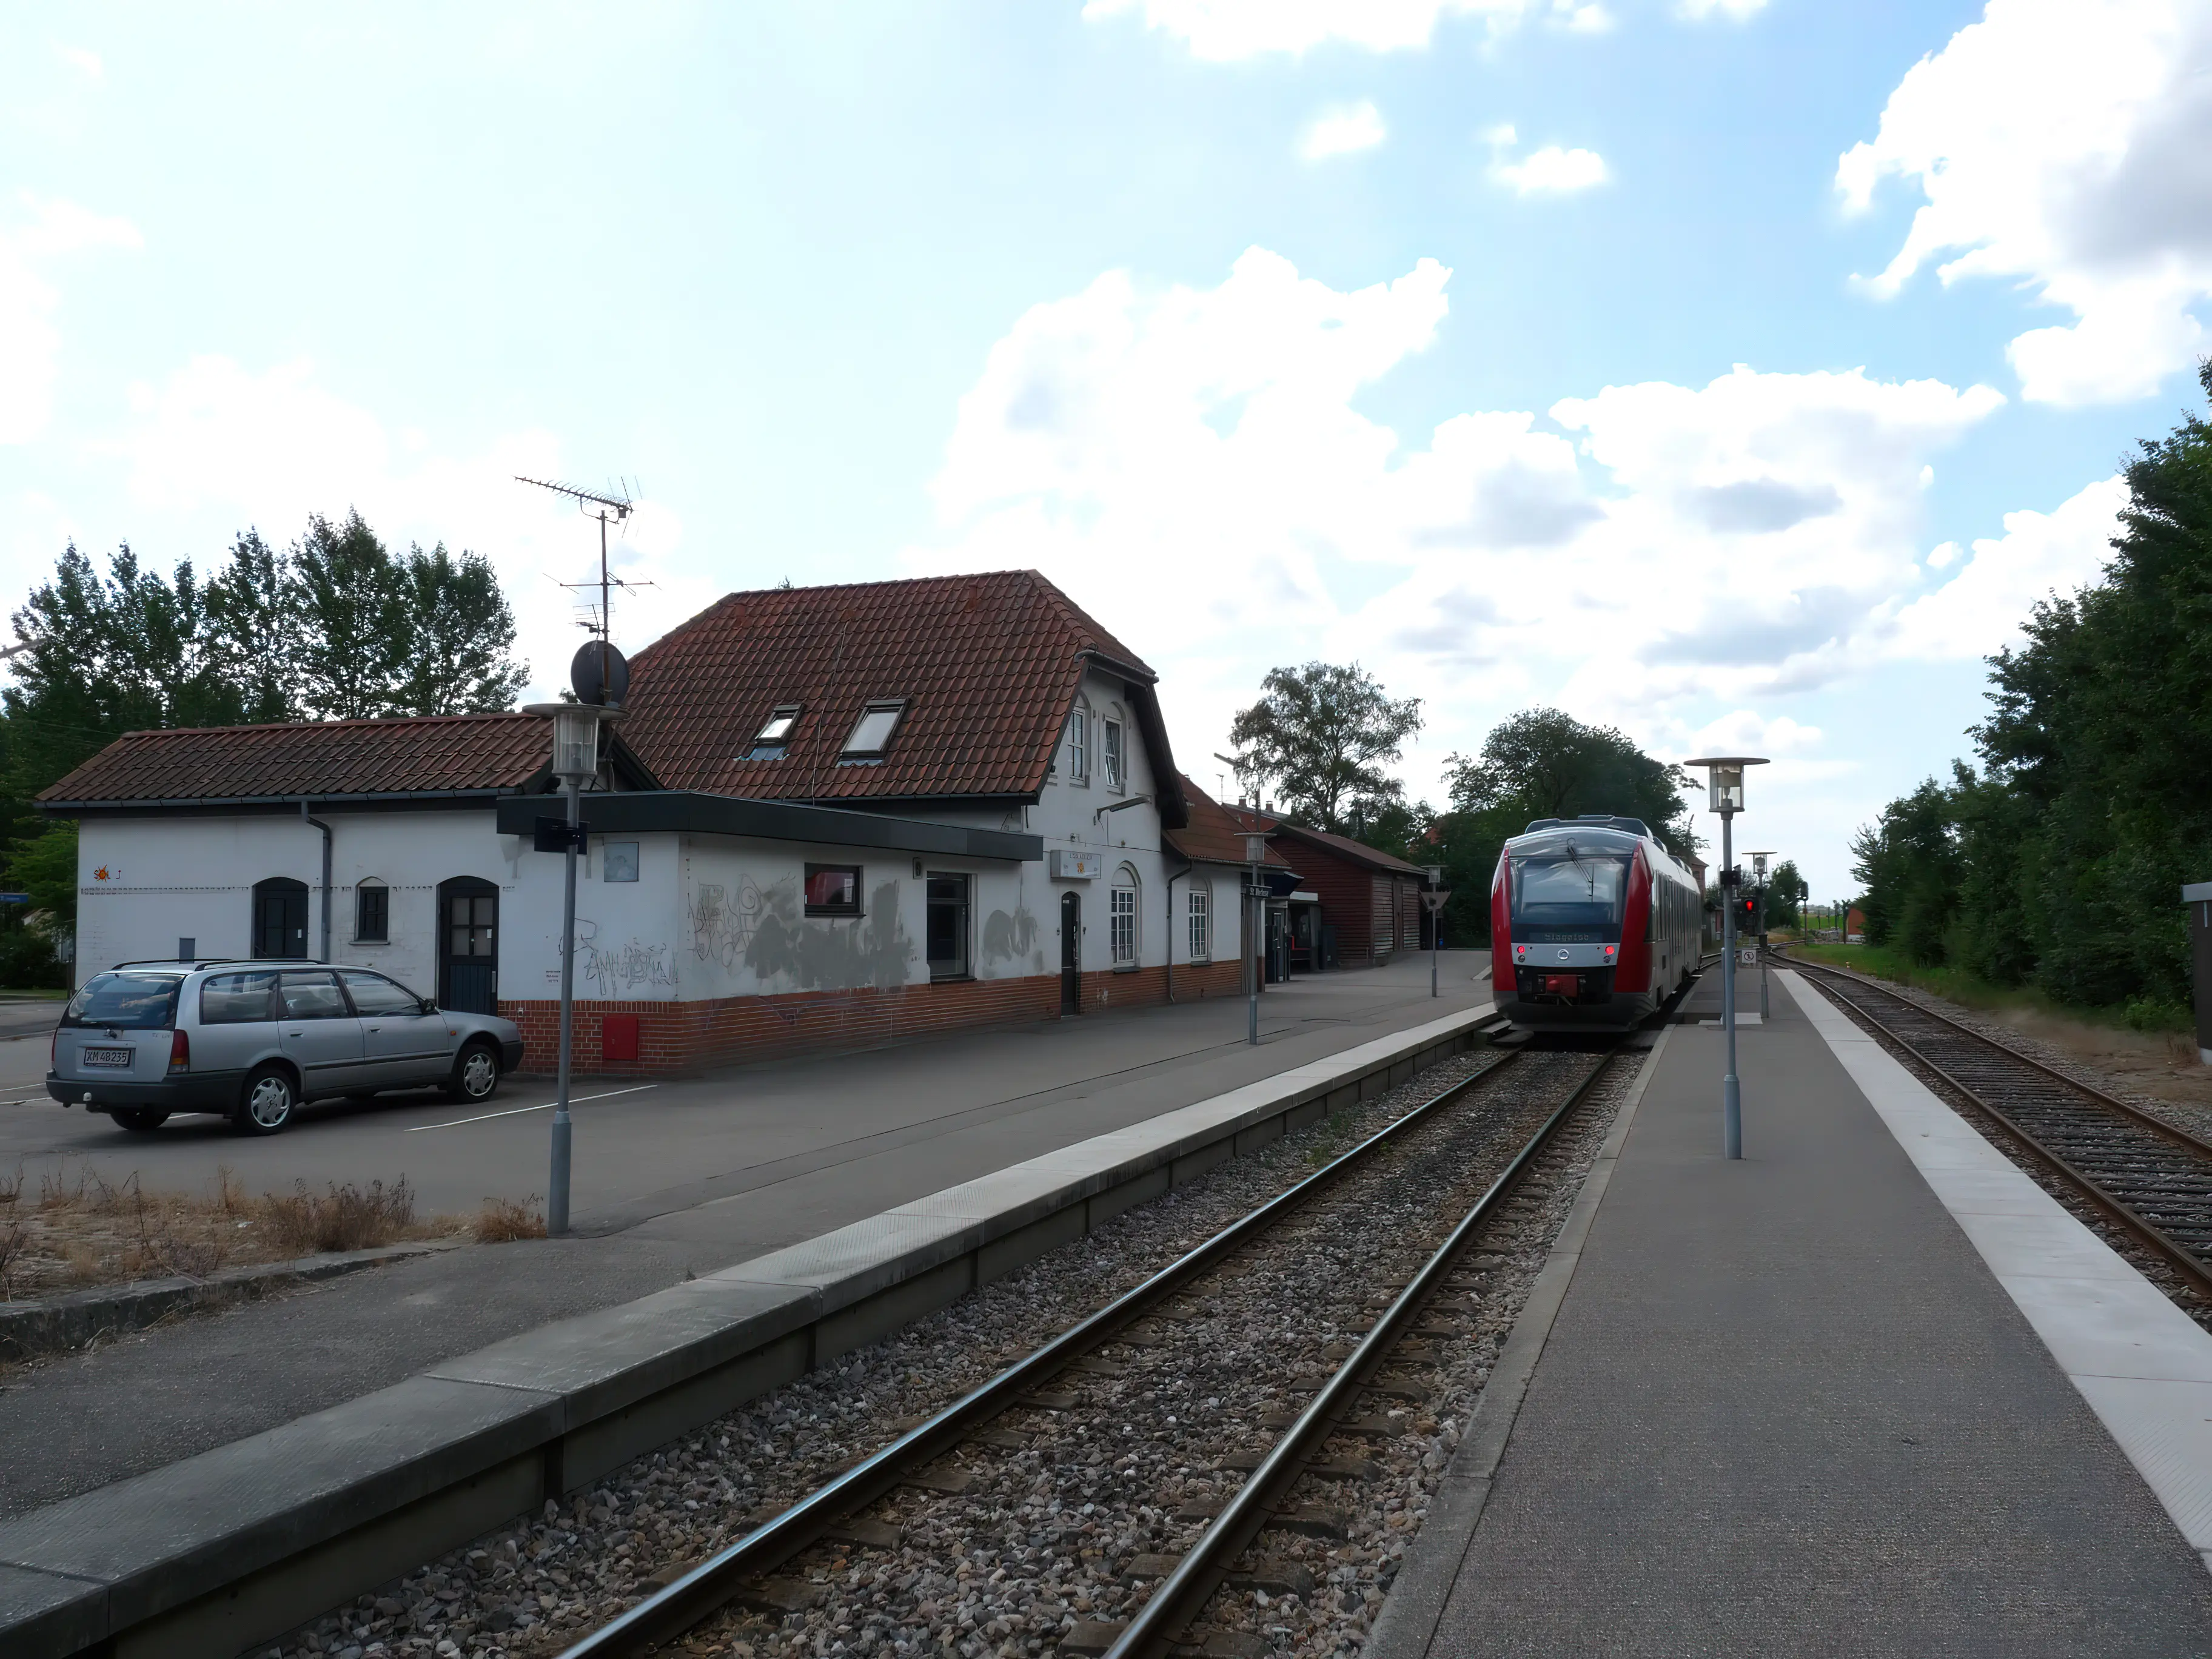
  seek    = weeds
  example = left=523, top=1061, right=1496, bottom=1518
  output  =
left=474, top=1195, right=546, bottom=1243
left=263, top=1179, right=417, bottom=1255
left=0, top=1161, right=475, bottom=1301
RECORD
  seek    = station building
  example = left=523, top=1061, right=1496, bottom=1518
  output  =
left=36, top=571, right=1293, bottom=1073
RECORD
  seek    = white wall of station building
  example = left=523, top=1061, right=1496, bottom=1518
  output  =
left=69, top=669, right=1247, bottom=1000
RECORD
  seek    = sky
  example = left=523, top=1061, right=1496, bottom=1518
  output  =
left=4, top=0, right=2210, bottom=900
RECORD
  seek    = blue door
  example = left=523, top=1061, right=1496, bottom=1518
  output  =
left=438, top=879, right=499, bottom=1014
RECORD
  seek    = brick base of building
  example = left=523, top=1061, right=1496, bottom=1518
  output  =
left=502, top=957, right=1249, bottom=1076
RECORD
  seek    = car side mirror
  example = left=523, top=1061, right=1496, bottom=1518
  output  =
left=420, top=998, right=439, bottom=1015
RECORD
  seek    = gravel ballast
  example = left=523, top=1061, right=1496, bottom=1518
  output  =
left=262, top=1041, right=1640, bottom=1659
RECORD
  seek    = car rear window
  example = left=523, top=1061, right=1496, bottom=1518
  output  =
left=201, top=970, right=280, bottom=1025
left=62, top=972, right=184, bottom=1030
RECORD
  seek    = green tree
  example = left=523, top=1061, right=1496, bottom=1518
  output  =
left=394, top=542, right=529, bottom=715
left=290, top=510, right=406, bottom=720
left=1445, top=708, right=1698, bottom=851
left=204, top=529, right=303, bottom=724
left=1849, top=779, right=1963, bottom=965
left=1761, top=859, right=1809, bottom=929
left=1416, top=708, right=1698, bottom=948
left=1228, top=662, right=1424, bottom=836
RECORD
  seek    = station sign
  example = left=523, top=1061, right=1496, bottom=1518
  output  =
left=1048, top=848, right=1104, bottom=880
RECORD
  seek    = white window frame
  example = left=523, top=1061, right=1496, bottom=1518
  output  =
left=1102, top=716, right=1124, bottom=791
left=1187, top=883, right=1210, bottom=963
left=1066, top=708, right=1088, bottom=784
left=1110, top=874, right=1138, bottom=967
left=842, top=700, right=906, bottom=759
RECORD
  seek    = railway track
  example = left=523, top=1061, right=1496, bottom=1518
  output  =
left=551, top=1038, right=1635, bottom=1659
left=1786, top=956, right=2212, bottom=1302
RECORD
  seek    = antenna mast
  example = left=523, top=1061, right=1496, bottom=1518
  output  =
left=517, top=475, right=653, bottom=655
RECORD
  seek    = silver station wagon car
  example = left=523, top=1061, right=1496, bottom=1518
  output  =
left=45, top=959, right=528, bottom=1135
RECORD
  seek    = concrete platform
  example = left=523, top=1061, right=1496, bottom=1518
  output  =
left=1375, top=967, right=2212, bottom=1658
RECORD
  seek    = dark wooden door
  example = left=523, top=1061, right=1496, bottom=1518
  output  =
left=438, top=879, right=499, bottom=1014
left=1060, top=891, right=1081, bottom=1015
left=253, top=879, right=310, bottom=958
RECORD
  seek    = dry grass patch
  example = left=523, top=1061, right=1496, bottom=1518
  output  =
left=473, top=1195, right=548, bottom=1242
left=0, top=1162, right=474, bottom=1301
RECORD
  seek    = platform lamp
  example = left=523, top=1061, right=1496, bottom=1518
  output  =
left=1686, top=756, right=1768, bottom=1160
left=1425, top=865, right=1444, bottom=998
left=522, top=697, right=622, bottom=1236
left=1746, top=851, right=1776, bottom=1019
left=1245, top=833, right=1268, bottom=1046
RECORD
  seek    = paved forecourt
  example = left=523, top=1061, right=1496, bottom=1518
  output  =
left=1374, top=963, right=2212, bottom=1659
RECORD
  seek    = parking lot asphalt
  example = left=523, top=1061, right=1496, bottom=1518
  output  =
left=0, top=955, right=1494, bottom=1518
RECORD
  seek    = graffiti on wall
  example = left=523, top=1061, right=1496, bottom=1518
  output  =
left=689, top=877, right=770, bottom=972
left=576, top=918, right=677, bottom=996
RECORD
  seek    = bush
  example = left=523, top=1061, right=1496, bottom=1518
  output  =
left=0, top=924, right=64, bottom=990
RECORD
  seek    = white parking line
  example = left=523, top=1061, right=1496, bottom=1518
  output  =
left=406, top=1084, right=659, bottom=1132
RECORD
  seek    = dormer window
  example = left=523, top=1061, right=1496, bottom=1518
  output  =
left=748, top=704, right=802, bottom=760
left=842, top=700, right=906, bottom=759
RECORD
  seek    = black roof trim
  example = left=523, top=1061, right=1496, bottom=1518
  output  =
left=492, top=791, right=1042, bottom=862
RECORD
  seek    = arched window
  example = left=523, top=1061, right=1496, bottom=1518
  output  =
left=354, top=879, right=389, bottom=944
left=1187, top=880, right=1210, bottom=963
left=1110, top=865, right=1139, bottom=966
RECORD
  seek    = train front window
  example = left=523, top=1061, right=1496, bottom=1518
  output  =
left=1510, top=851, right=1631, bottom=933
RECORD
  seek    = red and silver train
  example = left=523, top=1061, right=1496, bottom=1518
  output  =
left=1490, top=815, right=1704, bottom=1030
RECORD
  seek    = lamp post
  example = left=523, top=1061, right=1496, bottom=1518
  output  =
left=1424, top=865, right=1443, bottom=998
left=1686, top=756, right=1767, bottom=1160
left=1746, top=851, right=1775, bottom=1020
left=1245, top=833, right=1267, bottom=1046
left=522, top=699, right=619, bottom=1235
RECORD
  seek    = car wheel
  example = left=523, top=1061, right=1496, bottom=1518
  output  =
left=447, top=1040, right=500, bottom=1104
left=113, top=1108, right=169, bottom=1133
left=235, top=1066, right=297, bottom=1136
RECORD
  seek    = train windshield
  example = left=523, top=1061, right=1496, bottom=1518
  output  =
left=1509, top=846, right=1633, bottom=931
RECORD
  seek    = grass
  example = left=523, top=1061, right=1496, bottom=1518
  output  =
left=0, top=1163, right=546, bottom=1301
left=1782, top=939, right=2194, bottom=1036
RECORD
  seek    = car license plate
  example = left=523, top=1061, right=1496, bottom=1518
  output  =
left=81, top=1047, right=135, bottom=1068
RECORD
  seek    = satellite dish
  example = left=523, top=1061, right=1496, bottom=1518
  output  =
left=571, top=640, right=631, bottom=707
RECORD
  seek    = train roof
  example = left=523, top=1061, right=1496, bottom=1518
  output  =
left=1504, top=815, right=1700, bottom=881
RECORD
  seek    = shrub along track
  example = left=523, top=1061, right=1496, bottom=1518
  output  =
left=1787, top=956, right=2212, bottom=1325
left=545, top=1039, right=1638, bottom=1659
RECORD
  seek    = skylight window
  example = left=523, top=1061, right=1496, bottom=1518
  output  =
left=747, top=704, right=802, bottom=760
left=842, top=700, right=906, bottom=759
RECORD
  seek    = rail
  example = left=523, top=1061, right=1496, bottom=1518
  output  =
left=557, top=1043, right=1584, bottom=1658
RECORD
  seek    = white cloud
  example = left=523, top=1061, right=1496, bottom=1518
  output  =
left=0, top=195, right=141, bottom=444
left=55, top=43, right=103, bottom=79
left=99, top=354, right=713, bottom=698
left=1882, top=474, right=2125, bottom=659
left=1838, top=0, right=2212, bottom=405
left=1677, top=0, right=1766, bottom=18
left=908, top=249, right=2023, bottom=806
left=1082, top=0, right=1588, bottom=57
left=1493, top=142, right=1607, bottom=195
left=1301, top=101, right=1387, bottom=159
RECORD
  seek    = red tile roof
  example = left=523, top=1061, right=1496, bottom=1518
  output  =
left=37, top=714, right=567, bottom=805
left=620, top=570, right=1164, bottom=808
left=1224, top=805, right=1428, bottom=876
left=1168, top=776, right=1296, bottom=868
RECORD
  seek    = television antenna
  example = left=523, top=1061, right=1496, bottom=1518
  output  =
left=517, top=475, right=657, bottom=666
